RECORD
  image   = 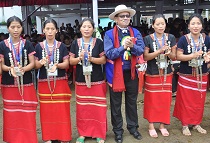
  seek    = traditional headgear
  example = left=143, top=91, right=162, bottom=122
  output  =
left=109, top=4, right=136, bottom=20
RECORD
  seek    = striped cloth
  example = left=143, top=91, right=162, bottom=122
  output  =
left=144, top=74, right=172, bottom=124
left=2, top=85, right=38, bottom=143
left=76, top=82, right=107, bottom=139
left=38, top=79, right=72, bottom=141
left=173, top=74, right=207, bottom=125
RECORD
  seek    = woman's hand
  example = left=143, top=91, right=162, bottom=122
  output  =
left=204, top=51, right=210, bottom=63
left=79, top=50, right=85, bottom=60
left=165, top=46, right=171, bottom=56
left=48, top=63, right=58, bottom=73
left=158, top=44, right=171, bottom=55
left=19, top=66, right=25, bottom=75
left=39, top=57, right=47, bottom=66
left=88, top=52, right=94, bottom=62
left=10, top=66, right=17, bottom=77
left=192, top=50, right=203, bottom=59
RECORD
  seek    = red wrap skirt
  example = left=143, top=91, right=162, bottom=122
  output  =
left=144, top=74, right=172, bottom=124
left=75, top=82, right=107, bottom=139
left=2, top=84, right=38, bottom=143
left=38, top=79, right=72, bottom=141
left=173, top=74, right=207, bottom=125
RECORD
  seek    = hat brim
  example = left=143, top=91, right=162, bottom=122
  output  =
left=109, top=9, right=136, bottom=20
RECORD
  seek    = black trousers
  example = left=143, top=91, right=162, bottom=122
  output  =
left=109, top=70, right=139, bottom=136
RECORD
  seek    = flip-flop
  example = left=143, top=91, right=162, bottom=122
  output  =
left=182, top=126, right=191, bottom=136
left=193, top=125, right=207, bottom=134
left=76, top=137, right=85, bottom=143
left=96, top=138, right=105, bottom=143
left=159, top=128, right=169, bottom=136
left=149, top=129, right=158, bottom=138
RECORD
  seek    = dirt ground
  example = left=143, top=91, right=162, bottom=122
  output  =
left=1, top=84, right=210, bottom=143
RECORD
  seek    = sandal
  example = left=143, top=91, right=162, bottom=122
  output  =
left=159, top=128, right=169, bottom=136
left=182, top=126, right=191, bottom=136
left=149, top=129, right=158, bottom=138
left=96, top=138, right=105, bottom=143
left=193, top=125, right=207, bottom=134
left=76, top=137, right=85, bottom=143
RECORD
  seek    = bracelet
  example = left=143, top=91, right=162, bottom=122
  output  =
left=8, top=67, right=11, bottom=76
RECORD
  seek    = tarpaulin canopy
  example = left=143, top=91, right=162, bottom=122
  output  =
left=0, top=0, right=91, bottom=7
left=0, top=0, right=144, bottom=7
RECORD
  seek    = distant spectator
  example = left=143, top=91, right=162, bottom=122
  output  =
left=64, top=36, right=72, bottom=51
left=31, top=24, right=37, bottom=34
left=107, top=22, right=112, bottom=30
left=0, top=32, right=5, bottom=41
left=66, top=23, right=74, bottom=38
left=73, top=19, right=80, bottom=36
left=60, top=22, right=66, bottom=33
left=98, top=19, right=103, bottom=33
left=24, top=34, right=31, bottom=41
left=169, top=18, right=181, bottom=41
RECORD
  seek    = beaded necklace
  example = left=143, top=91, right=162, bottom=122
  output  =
left=78, top=37, right=94, bottom=88
left=42, top=40, right=59, bottom=96
left=187, top=33, right=207, bottom=91
left=153, top=33, right=171, bottom=83
left=8, top=37, right=27, bottom=104
left=78, top=37, right=93, bottom=65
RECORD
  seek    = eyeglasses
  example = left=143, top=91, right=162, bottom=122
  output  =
left=118, top=14, right=131, bottom=18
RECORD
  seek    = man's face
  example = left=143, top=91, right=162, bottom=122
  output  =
left=114, top=12, right=131, bottom=28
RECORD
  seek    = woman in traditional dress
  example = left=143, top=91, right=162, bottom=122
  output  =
left=0, top=16, right=38, bottom=143
left=69, top=18, right=107, bottom=143
left=34, top=19, right=72, bottom=143
left=143, top=14, right=176, bottom=138
left=173, top=13, right=210, bottom=136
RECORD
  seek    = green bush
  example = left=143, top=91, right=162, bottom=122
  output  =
left=0, top=21, right=6, bottom=25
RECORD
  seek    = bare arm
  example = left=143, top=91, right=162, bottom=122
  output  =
left=89, top=55, right=106, bottom=65
left=1, top=57, right=11, bottom=72
left=69, top=55, right=80, bottom=66
left=143, top=47, right=160, bottom=61
left=176, top=49, right=203, bottom=61
left=166, top=46, right=176, bottom=60
left=34, top=58, right=43, bottom=69
left=57, top=58, right=69, bottom=69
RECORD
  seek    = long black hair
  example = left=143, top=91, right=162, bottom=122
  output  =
left=188, top=13, right=204, bottom=27
left=80, top=18, right=95, bottom=29
left=43, top=19, right=58, bottom=29
left=7, top=16, right=22, bottom=28
left=152, top=14, right=166, bottom=25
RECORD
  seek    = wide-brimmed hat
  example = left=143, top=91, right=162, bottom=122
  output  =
left=109, top=4, right=136, bottom=20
